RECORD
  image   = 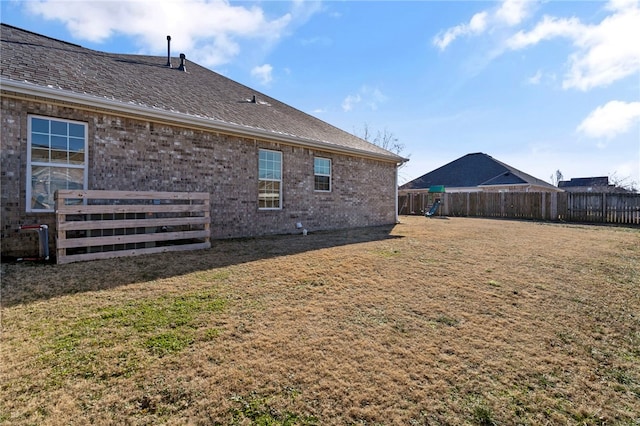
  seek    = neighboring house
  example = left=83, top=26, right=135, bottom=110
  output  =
left=399, top=152, right=562, bottom=194
left=558, top=177, right=618, bottom=192
left=1, top=24, right=406, bottom=258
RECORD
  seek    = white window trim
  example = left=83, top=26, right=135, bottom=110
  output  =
left=26, top=115, right=88, bottom=213
left=314, top=157, right=331, bottom=192
left=258, top=149, right=282, bottom=210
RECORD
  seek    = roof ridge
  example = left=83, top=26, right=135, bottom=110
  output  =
left=488, top=155, right=553, bottom=187
left=1, top=23, right=82, bottom=48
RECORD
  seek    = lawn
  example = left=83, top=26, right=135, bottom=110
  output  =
left=1, top=216, right=639, bottom=425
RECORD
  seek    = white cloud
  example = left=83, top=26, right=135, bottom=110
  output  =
left=607, top=0, right=639, bottom=12
left=495, top=0, right=531, bottom=26
left=433, top=11, right=488, bottom=50
left=21, top=0, right=317, bottom=68
left=434, top=0, right=640, bottom=92
left=364, top=86, right=388, bottom=110
left=564, top=6, right=640, bottom=90
left=251, top=64, right=273, bottom=85
left=194, top=34, right=240, bottom=68
left=506, top=1, right=640, bottom=91
left=527, top=70, right=542, bottom=85
left=433, top=0, right=534, bottom=50
left=341, top=94, right=361, bottom=112
left=341, top=86, right=388, bottom=112
left=506, top=15, right=584, bottom=49
left=577, top=100, right=640, bottom=139
left=468, top=11, right=490, bottom=32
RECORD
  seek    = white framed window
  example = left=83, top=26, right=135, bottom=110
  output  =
left=27, top=116, right=88, bottom=212
left=258, top=149, right=282, bottom=209
left=314, top=157, right=331, bottom=192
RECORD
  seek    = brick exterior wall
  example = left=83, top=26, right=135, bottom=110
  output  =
left=1, top=95, right=398, bottom=258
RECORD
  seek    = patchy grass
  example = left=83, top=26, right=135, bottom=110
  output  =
left=1, top=217, right=639, bottom=425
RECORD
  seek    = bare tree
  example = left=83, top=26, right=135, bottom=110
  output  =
left=550, top=169, right=563, bottom=186
left=609, top=172, right=638, bottom=193
left=356, top=123, right=406, bottom=157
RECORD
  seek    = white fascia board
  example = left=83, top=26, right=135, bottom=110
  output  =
left=445, top=187, right=482, bottom=192
left=477, top=183, right=530, bottom=188
left=2, top=78, right=406, bottom=164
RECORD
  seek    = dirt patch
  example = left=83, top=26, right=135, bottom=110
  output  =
left=1, top=217, right=639, bottom=425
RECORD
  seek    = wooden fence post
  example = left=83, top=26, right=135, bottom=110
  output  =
left=466, top=193, right=470, bottom=217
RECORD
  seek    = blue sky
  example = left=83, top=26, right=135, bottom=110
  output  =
left=2, top=0, right=639, bottom=187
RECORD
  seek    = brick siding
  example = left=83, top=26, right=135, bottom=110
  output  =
left=1, top=95, right=398, bottom=258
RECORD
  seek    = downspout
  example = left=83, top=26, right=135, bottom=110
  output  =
left=395, top=163, right=400, bottom=223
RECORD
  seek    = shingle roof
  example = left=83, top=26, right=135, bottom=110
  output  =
left=558, top=177, right=609, bottom=188
left=0, top=24, right=404, bottom=162
left=400, top=152, right=558, bottom=190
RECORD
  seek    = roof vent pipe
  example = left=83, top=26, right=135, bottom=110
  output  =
left=166, top=35, right=172, bottom=67
left=178, top=53, right=186, bottom=72
left=251, top=95, right=256, bottom=103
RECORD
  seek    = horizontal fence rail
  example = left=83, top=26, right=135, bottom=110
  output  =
left=55, top=190, right=211, bottom=264
left=399, top=192, right=640, bottom=225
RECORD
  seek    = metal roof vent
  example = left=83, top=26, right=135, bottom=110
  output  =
left=178, top=53, right=186, bottom=72
left=166, top=35, right=172, bottom=67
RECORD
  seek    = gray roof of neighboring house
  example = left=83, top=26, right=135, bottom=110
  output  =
left=558, top=177, right=609, bottom=188
left=0, top=24, right=404, bottom=163
left=400, top=152, right=559, bottom=191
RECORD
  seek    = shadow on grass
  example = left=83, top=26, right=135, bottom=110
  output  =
left=1, top=224, right=401, bottom=307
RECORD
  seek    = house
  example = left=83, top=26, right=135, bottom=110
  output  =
left=0, top=24, right=406, bottom=258
left=558, top=177, right=618, bottom=192
left=399, top=153, right=562, bottom=194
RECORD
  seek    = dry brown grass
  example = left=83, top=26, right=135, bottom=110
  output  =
left=1, top=216, right=639, bottom=425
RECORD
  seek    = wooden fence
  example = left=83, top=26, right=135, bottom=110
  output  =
left=55, top=190, right=210, bottom=264
left=398, top=191, right=640, bottom=225
left=561, top=192, right=640, bottom=224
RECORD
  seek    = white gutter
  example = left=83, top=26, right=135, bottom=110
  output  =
left=2, top=78, right=408, bottom=164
